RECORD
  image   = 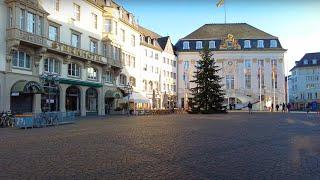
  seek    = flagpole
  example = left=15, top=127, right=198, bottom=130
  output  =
left=224, top=0, right=227, bottom=23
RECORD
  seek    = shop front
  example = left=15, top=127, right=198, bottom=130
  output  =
left=10, top=81, right=43, bottom=114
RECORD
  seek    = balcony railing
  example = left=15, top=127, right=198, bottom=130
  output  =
left=47, top=40, right=106, bottom=64
left=107, top=57, right=122, bottom=68
left=6, top=28, right=47, bottom=47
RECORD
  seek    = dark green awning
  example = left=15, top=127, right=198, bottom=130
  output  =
left=59, top=78, right=102, bottom=88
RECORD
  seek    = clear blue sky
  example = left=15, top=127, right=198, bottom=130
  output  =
left=115, top=0, right=320, bottom=74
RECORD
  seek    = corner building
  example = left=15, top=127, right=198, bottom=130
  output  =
left=0, top=0, right=177, bottom=116
left=176, top=23, right=287, bottom=110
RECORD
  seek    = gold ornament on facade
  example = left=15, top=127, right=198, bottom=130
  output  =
left=219, top=34, right=241, bottom=50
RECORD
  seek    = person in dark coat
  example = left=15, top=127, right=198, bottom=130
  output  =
left=248, top=102, right=253, bottom=114
left=276, top=104, right=279, bottom=111
left=282, top=103, right=286, bottom=112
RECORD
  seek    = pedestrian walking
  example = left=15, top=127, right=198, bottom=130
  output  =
left=287, top=103, right=291, bottom=113
left=282, top=103, right=286, bottom=113
left=229, top=104, right=232, bottom=110
left=271, top=103, right=274, bottom=112
left=276, top=104, right=279, bottom=112
left=248, top=101, right=253, bottom=114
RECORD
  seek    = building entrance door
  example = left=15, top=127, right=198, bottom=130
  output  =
left=66, top=86, right=80, bottom=113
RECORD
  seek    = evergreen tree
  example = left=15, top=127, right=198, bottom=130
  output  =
left=189, top=44, right=226, bottom=114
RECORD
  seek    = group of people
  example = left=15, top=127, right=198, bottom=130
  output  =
left=269, top=103, right=291, bottom=112
left=247, top=102, right=292, bottom=114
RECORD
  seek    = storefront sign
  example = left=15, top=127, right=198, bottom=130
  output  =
left=51, top=42, right=103, bottom=62
left=11, top=92, right=20, bottom=96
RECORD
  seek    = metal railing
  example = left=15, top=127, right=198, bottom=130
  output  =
left=15, top=112, right=76, bottom=129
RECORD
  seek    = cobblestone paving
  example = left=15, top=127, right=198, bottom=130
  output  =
left=1, top=113, right=320, bottom=179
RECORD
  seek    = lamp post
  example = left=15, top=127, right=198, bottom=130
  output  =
left=126, top=82, right=133, bottom=116
left=40, top=73, right=60, bottom=112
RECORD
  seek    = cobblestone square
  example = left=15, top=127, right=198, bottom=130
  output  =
left=1, top=113, right=320, bottom=179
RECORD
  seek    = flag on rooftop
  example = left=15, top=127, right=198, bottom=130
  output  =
left=216, top=0, right=225, bottom=7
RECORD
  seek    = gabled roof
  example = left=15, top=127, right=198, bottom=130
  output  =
left=290, top=52, right=320, bottom=71
left=182, top=23, right=278, bottom=40
left=157, top=36, right=170, bottom=50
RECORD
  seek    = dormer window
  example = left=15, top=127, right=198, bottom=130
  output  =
left=105, top=0, right=111, bottom=6
left=257, top=40, right=264, bottom=48
left=119, top=8, right=123, bottom=19
left=147, top=37, right=151, bottom=44
left=196, top=41, right=203, bottom=49
left=304, top=59, right=308, bottom=65
left=312, top=59, right=317, bottom=64
left=270, top=40, right=277, bottom=48
left=183, top=41, right=190, bottom=50
left=244, top=40, right=251, bottom=48
left=209, top=41, right=216, bottom=49
left=152, top=39, right=156, bottom=46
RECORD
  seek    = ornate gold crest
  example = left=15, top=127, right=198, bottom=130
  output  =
left=219, top=34, right=241, bottom=50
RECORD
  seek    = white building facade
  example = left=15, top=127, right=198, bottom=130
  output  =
left=0, top=0, right=177, bottom=116
left=176, top=23, right=287, bottom=110
left=288, top=52, right=320, bottom=110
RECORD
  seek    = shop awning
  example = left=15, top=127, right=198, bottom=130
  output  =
left=59, top=78, right=102, bottom=88
left=105, top=90, right=123, bottom=99
left=126, top=92, right=151, bottom=104
left=11, top=81, right=43, bottom=95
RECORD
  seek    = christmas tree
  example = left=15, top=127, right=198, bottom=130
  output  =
left=189, top=44, right=226, bottom=114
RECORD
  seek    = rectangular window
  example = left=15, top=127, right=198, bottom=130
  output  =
left=113, top=21, right=118, bottom=35
left=105, top=19, right=111, bottom=33
left=90, top=40, right=98, bottom=53
left=121, top=29, right=125, bottom=42
left=183, top=41, right=190, bottom=50
left=12, top=51, right=31, bottom=69
left=270, top=40, right=277, bottom=48
left=163, top=57, right=166, bottom=63
left=74, top=3, right=81, bottom=21
left=49, top=25, right=58, bottom=41
left=226, top=75, right=235, bottom=89
left=37, top=16, right=44, bottom=35
left=196, top=41, right=203, bottom=49
left=92, top=13, right=97, bottom=29
left=209, top=41, right=216, bottom=49
left=55, top=0, right=60, bottom=11
left=71, top=32, right=80, bottom=48
left=19, top=9, right=25, bottom=30
left=8, top=7, right=13, bottom=27
left=106, top=71, right=113, bottom=83
left=245, top=74, right=251, bottom=89
left=173, top=60, right=177, bottom=67
left=245, top=60, right=251, bottom=68
left=244, top=40, right=251, bottom=48
left=27, top=12, right=36, bottom=33
left=257, top=40, right=264, bottom=48
left=184, top=61, right=189, bottom=70
left=131, top=35, right=135, bottom=47
left=155, top=53, right=159, bottom=60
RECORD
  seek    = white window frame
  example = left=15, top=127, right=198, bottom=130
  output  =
left=312, top=59, right=317, bottom=64
left=48, top=24, right=59, bottom=41
left=196, top=41, right=203, bottom=49
left=105, top=19, right=112, bottom=33
left=209, top=41, right=216, bottom=49
left=270, top=40, right=277, bottom=48
left=105, top=71, right=113, bottom=83
left=87, top=67, right=98, bottom=81
left=27, top=12, right=36, bottom=34
left=68, top=63, right=81, bottom=77
left=73, top=3, right=80, bottom=21
left=12, top=51, right=31, bottom=69
left=183, top=41, right=190, bottom=50
left=71, top=31, right=81, bottom=48
left=257, top=40, right=264, bottom=48
left=244, top=40, right=251, bottom=48
left=44, top=58, right=60, bottom=74
left=89, top=39, right=98, bottom=53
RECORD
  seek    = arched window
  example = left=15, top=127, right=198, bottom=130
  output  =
left=68, top=63, right=81, bottom=77
left=129, top=76, right=136, bottom=87
left=87, top=67, right=98, bottom=80
left=44, top=58, right=60, bottom=74
left=119, top=74, right=127, bottom=85
left=12, top=51, right=31, bottom=69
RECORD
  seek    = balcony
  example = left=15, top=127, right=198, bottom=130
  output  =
left=47, top=40, right=106, bottom=65
left=6, top=28, right=47, bottom=47
left=107, top=57, right=122, bottom=68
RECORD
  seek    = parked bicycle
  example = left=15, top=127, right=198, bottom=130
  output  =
left=0, top=111, right=15, bottom=128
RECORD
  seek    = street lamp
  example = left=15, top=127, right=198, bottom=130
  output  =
left=40, top=73, right=60, bottom=112
left=126, top=82, right=133, bottom=115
